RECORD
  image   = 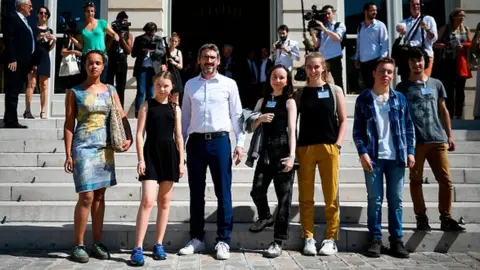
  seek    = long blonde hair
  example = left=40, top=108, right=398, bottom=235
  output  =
left=305, top=52, right=329, bottom=84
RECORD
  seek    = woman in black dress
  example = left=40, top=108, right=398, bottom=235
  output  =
left=24, top=6, right=55, bottom=119
left=163, top=33, right=184, bottom=106
left=131, top=71, right=184, bottom=265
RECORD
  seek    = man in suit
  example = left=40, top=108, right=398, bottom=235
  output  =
left=3, top=0, right=36, bottom=128
left=240, top=48, right=261, bottom=110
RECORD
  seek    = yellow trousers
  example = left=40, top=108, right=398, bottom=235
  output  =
left=296, top=144, right=340, bottom=240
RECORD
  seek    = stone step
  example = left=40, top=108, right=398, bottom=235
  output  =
left=1, top=167, right=477, bottom=184
left=3, top=139, right=480, bottom=155
left=2, top=152, right=480, bottom=168
left=2, top=183, right=479, bottom=203
left=1, top=222, right=479, bottom=252
left=1, top=201, right=478, bottom=223
left=3, top=118, right=480, bottom=130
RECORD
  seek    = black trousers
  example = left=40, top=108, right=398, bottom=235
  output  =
left=326, top=56, right=343, bottom=90
left=250, top=136, right=295, bottom=241
left=107, top=65, right=127, bottom=109
left=3, top=62, right=29, bottom=125
left=442, top=59, right=467, bottom=118
left=360, top=58, right=378, bottom=90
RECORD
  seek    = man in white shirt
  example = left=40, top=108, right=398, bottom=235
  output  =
left=396, top=0, right=437, bottom=79
left=271, top=25, right=300, bottom=71
left=178, top=43, right=245, bottom=260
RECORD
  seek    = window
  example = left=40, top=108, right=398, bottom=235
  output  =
left=344, top=0, right=387, bottom=93
left=54, top=0, right=101, bottom=93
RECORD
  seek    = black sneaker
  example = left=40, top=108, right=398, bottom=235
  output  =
left=415, top=215, right=432, bottom=232
left=440, top=216, right=466, bottom=232
left=365, top=239, right=382, bottom=258
left=389, top=238, right=410, bottom=258
left=249, top=215, right=274, bottom=233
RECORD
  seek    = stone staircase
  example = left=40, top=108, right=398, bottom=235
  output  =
left=1, top=98, right=480, bottom=253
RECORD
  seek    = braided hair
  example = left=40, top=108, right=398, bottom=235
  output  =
left=152, top=71, right=177, bottom=133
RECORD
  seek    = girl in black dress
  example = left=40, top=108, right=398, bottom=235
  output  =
left=24, top=6, right=55, bottom=119
left=131, top=71, right=184, bottom=266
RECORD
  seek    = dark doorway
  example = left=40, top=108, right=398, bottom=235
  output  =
left=172, top=0, right=270, bottom=60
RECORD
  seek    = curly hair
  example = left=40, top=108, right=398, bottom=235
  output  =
left=152, top=71, right=177, bottom=133
left=264, top=64, right=294, bottom=98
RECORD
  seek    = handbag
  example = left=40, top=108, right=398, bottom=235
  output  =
left=108, top=85, right=127, bottom=152
left=59, top=42, right=80, bottom=77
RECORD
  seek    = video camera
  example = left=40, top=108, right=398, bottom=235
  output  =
left=59, top=11, right=80, bottom=36
left=139, top=35, right=157, bottom=51
left=303, top=5, right=326, bottom=31
left=111, top=20, right=131, bottom=33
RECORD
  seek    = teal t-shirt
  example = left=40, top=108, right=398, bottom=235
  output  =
left=81, top=19, right=108, bottom=53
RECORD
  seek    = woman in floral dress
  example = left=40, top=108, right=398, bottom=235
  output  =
left=64, top=50, right=132, bottom=263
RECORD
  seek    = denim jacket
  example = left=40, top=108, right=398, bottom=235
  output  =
left=352, top=89, right=415, bottom=167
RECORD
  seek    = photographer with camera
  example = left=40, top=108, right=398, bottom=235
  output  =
left=310, top=5, right=346, bottom=90
left=106, top=11, right=133, bottom=108
left=270, top=25, right=300, bottom=72
left=131, top=22, right=166, bottom=118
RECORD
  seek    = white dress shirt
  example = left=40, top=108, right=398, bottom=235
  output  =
left=271, top=39, right=300, bottom=71
left=182, top=73, right=246, bottom=148
left=401, top=15, right=438, bottom=57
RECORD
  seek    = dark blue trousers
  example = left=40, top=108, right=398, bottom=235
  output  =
left=186, top=134, right=233, bottom=244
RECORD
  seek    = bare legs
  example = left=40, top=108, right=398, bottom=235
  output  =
left=135, top=181, right=174, bottom=248
left=74, top=188, right=107, bottom=245
left=25, top=73, right=48, bottom=118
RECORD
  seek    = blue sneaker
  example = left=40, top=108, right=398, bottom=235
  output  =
left=130, top=247, right=145, bottom=266
left=153, top=243, right=167, bottom=260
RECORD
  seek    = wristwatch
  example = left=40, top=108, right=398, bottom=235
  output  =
left=335, top=144, right=342, bottom=150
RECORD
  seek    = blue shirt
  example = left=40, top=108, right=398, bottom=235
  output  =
left=318, top=21, right=346, bottom=60
left=356, top=19, right=389, bottom=62
left=352, top=89, right=415, bottom=167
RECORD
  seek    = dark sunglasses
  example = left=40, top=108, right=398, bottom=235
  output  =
left=39, top=12, right=49, bottom=16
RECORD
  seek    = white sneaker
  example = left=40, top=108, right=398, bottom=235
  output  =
left=264, top=242, right=282, bottom=258
left=303, top=238, right=317, bottom=256
left=178, top=238, right=205, bottom=255
left=318, top=239, right=338, bottom=256
left=215, top=241, right=230, bottom=260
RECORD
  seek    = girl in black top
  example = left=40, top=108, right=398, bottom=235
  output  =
left=163, top=33, right=184, bottom=106
left=23, top=6, right=56, bottom=119
left=248, top=64, right=297, bottom=258
left=295, top=52, right=347, bottom=256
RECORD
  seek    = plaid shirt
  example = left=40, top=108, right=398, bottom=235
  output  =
left=352, top=89, right=415, bottom=167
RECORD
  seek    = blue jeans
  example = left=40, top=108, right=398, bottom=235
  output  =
left=186, top=134, right=233, bottom=244
left=364, top=159, right=405, bottom=241
left=135, top=67, right=155, bottom=112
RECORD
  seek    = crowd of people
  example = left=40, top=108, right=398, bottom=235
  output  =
left=1, top=0, right=478, bottom=266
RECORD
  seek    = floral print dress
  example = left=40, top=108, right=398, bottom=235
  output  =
left=71, top=85, right=116, bottom=193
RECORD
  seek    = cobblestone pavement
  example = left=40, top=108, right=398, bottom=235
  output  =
left=0, top=250, right=480, bottom=269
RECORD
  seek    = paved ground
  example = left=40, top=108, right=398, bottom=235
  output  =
left=0, top=250, right=479, bottom=269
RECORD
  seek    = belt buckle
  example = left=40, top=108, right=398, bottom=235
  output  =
left=205, top=133, right=212, bottom=140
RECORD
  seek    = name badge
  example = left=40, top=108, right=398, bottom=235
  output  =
left=266, top=100, right=277, bottom=108
left=421, top=87, right=433, bottom=95
left=317, top=90, right=330, bottom=99
left=379, top=104, right=390, bottom=113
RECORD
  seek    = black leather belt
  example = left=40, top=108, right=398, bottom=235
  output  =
left=190, top=131, right=229, bottom=140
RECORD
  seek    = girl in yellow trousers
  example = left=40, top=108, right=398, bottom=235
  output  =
left=295, top=52, right=347, bottom=256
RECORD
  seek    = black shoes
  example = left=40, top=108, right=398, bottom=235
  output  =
left=415, top=215, right=432, bottom=232
left=365, top=239, right=382, bottom=258
left=440, top=215, right=466, bottom=232
left=3, top=122, right=28, bottom=129
left=389, top=238, right=410, bottom=258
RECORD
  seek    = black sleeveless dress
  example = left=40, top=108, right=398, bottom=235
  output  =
left=36, top=26, right=53, bottom=77
left=139, top=99, right=179, bottom=182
